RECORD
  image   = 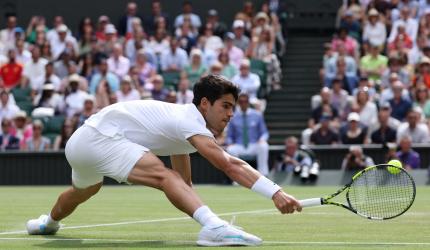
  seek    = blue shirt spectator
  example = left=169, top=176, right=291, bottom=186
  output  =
left=89, top=60, right=120, bottom=95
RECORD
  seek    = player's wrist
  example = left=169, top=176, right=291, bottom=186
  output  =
left=251, top=176, right=281, bottom=199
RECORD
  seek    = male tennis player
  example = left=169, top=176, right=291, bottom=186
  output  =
left=26, top=75, right=301, bottom=246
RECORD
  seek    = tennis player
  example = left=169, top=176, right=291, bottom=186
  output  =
left=26, top=75, right=301, bottom=246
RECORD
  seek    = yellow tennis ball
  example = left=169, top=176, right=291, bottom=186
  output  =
left=387, top=160, right=403, bottom=174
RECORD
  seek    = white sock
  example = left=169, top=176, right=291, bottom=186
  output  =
left=193, top=206, right=225, bottom=227
left=46, top=214, right=59, bottom=226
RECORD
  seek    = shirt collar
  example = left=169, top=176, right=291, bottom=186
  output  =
left=188, top=104, right=207, bottom=127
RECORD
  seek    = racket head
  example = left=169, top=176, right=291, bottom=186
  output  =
left=345, top=164, right=416, bottom=220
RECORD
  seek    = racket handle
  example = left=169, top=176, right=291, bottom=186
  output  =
left=299, top=198, right=322, bottom=208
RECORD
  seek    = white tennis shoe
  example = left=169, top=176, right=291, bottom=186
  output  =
left=197, top=223, right=262, bottom=246
left=26, top=214, right=60, bottom=235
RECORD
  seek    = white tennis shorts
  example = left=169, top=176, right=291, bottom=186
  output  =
left=65, top=125, right=148, bottom=189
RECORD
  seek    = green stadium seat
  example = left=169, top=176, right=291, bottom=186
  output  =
left=250, top=59, right=268, bottom=98
left=15, top=100, right=34, bottom=116
left=11, top=85, right=32, bottom=103
left=161, top=71, right=180, bottom=90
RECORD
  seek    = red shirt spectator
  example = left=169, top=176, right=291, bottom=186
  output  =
left=0, top=49, right=22, bottom=89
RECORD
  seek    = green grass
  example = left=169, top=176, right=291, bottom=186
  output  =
left=0, top=185, right=429, bottom=249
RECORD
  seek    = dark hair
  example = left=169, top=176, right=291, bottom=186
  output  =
left=192, top=74, right=239, bottom=106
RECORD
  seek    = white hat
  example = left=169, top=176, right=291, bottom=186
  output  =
left=69, top=74, right=81, bottom=83
left=57, top=24, right=68, bottom=33
left=347, top=112, right=360, bottom=122
left=43, top=83, right=55, bottom=90
left=368, top=8, right=379, bottom=16
left=105, top=24, right=117, bottom=34
left=232, top=20, right=245, bottom=29
left=14, top=110, right=27, bottom=119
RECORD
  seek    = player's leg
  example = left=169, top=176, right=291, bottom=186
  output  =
left=26, top=182, right=102, bottom=235
left=127, top=152, right=262, bottom=246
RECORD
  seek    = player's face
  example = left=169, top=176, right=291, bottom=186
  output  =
left=203, top=94, right=235, bottom=136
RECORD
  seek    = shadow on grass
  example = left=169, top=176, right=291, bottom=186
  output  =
left=34, top=235, right=200, bottom=249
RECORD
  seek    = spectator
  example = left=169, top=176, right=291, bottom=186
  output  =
left=125, top=27, right=154, bottom=66
left=355, top=87, right=378, bottom=127
left=397, top=107, right=430, bottom=143
left=388, top=7, right=418, bottom=45
left=231, top=59, right=261, bottom=107
left=362, top=9, right=387, bottom=49
left=34, top=84, right=65, bottom=115
left=218, top=50, right=238, bottom=80
left=387, top=23, right=414, bottom=52
left=341, top=145, right=375, bottom=170
left=0, top=15, right=17, bottom=51
left=134, top=50, right=156, bottom=87
left=379, top=76, right=411, bottom=106
left=0, top=49, right=23, bottom=89
left=396, top=135, right=421, bottom=169
left=413, top=86, right=430, bottom=119
left=175, top=17, right=198, bottom=54
left=160, top=38, right=188, bottom=72
left=94, top=78, right=116, bottom=111
left=339, top=10, right=361, bottom=41
left=89, top=59, right=120, bottom=95
left=0, top=90, right=20, bottom=122
left=370, top=104, right=398, bottom=144
left=329, top=78, right=350, bottom=120
left=311, top=87, right=340, bottom=125
left=184, top=49, right=207, bottom=87
left=49, top=24, right=78, bottom=60
left=224, top=32, right=244, bottom=69
left=226, top=93, right=269, bottom=176
left=324, top=43, right=358, bottom=93
left=144, top=0, right=170, bottom=36
left=388, top=81, right=412, bottom=121
left=352, top=76, right=377, bottom=100
left=204, top=9, right=227, bottom=38
left=413, top=56, right=430, bottom=88
left=74, top=95, right=96, bottom=127
left=360, top=44, right=388, bottom=83
left=201, top=23, right=224, bottom=54
left=53, top=118, right=76, bottom=150
left=380, top=57, right=410, bottom=89
left=174, top=1, right=202, bottom=29
left=310, top=114, right=340, bottom=145
left=25, top=16, right=48, bottom=45
left=10, top=110, right=32, bottom=148
left=149, top=74, right=169, bottom=101
left=0, top=118, right=20, bottom=150
left=231, top=20, right=250, bottom=53
left=107, top=43, right=131, bottom=79
left=340, top=112, right=368, bottom=144
left=176, top=77, right=193, bottom=104
left=65, top=79, right=90, bottom=118
left=23, top=119, right=50, bottom=151
left=331, top=27, right=358, bottom=59
left=98, top=24, right=119, bottom=55
left=118, top=2, right=142, bottom=37
left=54, top=51, right=76, bottom=80
left=23, top=46, right=48, bottom=93
left=273, top=136, right=313, bottom=173
left=95, top=15, right=110, bottom=41
left=15, top=38, right=31, bottom=65
left=116, top=75, right=140, bottom=102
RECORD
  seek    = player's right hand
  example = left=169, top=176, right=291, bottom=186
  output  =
left=272, top=190, right=302, bottom=214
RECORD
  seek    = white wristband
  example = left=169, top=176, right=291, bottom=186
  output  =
left=251, top=176, right=281, bottom=199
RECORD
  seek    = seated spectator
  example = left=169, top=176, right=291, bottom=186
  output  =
left=89, top=59, right=120, bottom=95
left=231, top=20, right=250, bottom=53
left=34, top=83, right=65, bottom=115
left=23, top=119, right=50, bottom=151
left=341, top=145, right=375, bottom=170
left=183, top=49, right=207, bottom=87
left=231, top=59, right=261, bottom=107
left=355, top=87, right=378, bottom=127
left=53, top=118, right=76, bottom=150
left=223, top=32, right=243, bottom=69
left=94, top=78, right=116, bottom=111
left=396, top=135, right=421, bottom=170
left=331, top=27, right=358, bottom=59
left=49, top=24, right=78, bottom=60
left=310, top=114, right=340, bottom=145
left=324, top=43, right=357, bottom=93
left=387, top=23, right=413, bottom=52
left=54, top=51, right=76, bottom=80
left=201, top=23, right=224, bottom=54
left=98, top=23, right=119, bottom=55
left=204, top=9, right=227, bottom=38
left=388, top=81, right=412, bottom=121
left=413, top=86, right=430, bottom=119
left=10, top=110, right=32, bottom=148
left=330, top=78, right=351, bottom=120
left=175, top=18, right=198, bottom=53
left=107, top=43, right=131, bottom=79
left=174, top=1, right=202, bottom=30
left=149, top=74, right=169, bottom=101
left=413, top=56, right=430, bottom=88
left=125, top=27, right=155, bottom=66
left=226, top=93, right=269, bottom=176
left=272, top=136, right=314, bottom=174
left=0, top=49, right=23, bottom=89
left=339, top=10, right=361, bottom=41
left=360, top=44, right=388, bottom=83
left=115, top=75, right=140, bottom=102
left=144, top=0, right=170, bottom=36
left=218, top=50, right=238, bottom=80
left=380, top=57, right=410, bottom=89
left=0, top=90, right=20, bottom=122
left=65, top=80, right=90, bottom=118
left=370, top=105, right=398, bottom=144
left=352, top=76, right=377, bottom=100
left=74, top=95, right=96, bottom=128
left=397, top=107, right=430, bottom=143
left=311, top=87, right=340, bottom=125
left=340, top=112, right=368, bottom=144
left=362, top=9, right=386, bottom=48
left=160, top=38, right=188, bottom=72
left=134, top=50, right=156, bottom=86
left=43, top=62, right=61, bottom=92
left=176, top=77, right=193, bottom=104
left=379, top=77, right=411, bottom=105
left=388, top=6, right=418, bottom=45
left=0, top=119, right=20, bottom=150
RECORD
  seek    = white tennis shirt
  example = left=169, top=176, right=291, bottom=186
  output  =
left=85, top=100, right=214, bottom=156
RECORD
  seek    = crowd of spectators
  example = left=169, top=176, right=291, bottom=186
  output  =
left=0, top=1, right=286, bottom=152
left=301, top=0, right=430, bottom=170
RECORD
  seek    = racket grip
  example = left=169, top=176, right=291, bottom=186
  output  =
left=299, top=198, right=322, bottom=208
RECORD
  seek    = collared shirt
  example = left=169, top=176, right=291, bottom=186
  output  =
left=176, top=89, right=194, bottom=104
left=23, top=58, right=48, bottom=90
left=89, top=72, right=120, bottom=95
left=107, top=56, right=131, bottom=78
left=231, top=73, right=261, bottom=102
left=226, top=108, right=269, bottom=145
left=396, top=122, right=429, bottom=143
left=160, top=48, right=188, bottom=71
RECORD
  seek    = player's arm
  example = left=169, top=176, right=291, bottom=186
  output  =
left=188, top=134, right=301, bottom=214
left=170, top=154, right=192, bottom=186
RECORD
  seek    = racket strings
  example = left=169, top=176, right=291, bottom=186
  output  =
left=347, top=167, right=415, bottom=219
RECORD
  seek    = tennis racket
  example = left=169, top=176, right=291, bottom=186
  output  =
left=298, top=164, right=416, bottom=220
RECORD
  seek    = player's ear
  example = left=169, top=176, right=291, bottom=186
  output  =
left=200, top=97, right=209, bottom=109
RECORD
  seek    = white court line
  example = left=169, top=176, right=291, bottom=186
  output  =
left=0, top=237, right=429, bottom=246
left=0, top=208, right=276, bottom=236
